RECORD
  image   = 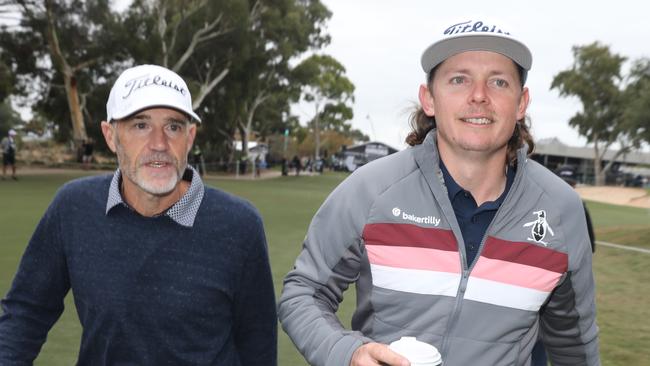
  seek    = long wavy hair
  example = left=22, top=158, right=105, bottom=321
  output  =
left=405, top=65, right=534, bottom=166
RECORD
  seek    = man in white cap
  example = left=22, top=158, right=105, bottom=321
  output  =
left=279, top=19, right=599, bottom=366
left=1, top=129, right=18, bottom=180
left=0, top=65, right=277, bottom=365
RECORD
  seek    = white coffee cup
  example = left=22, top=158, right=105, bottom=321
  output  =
left=389, top=336, right=442, bottom=366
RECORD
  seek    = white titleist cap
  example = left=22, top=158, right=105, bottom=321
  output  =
left=106, top=64, right=201, bottom=123
left=8, top=129, right=16, bottom=136
left=421, top=19, right=532, bottom=83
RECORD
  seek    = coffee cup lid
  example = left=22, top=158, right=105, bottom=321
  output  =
left=389, top=337, right=442, bottom=365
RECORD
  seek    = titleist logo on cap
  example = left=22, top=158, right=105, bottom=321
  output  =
left=122, top=74, right=187, bottom=99
left=444, top=20, right=511, bottom=36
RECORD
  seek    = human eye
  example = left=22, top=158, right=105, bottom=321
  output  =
left=128, top=120, right=150, bottom=132
left=490, top=78, right=509, bottom=88
left=165, top=121, right=185, bottom=136
left=450, top=75, right=466, bottom=85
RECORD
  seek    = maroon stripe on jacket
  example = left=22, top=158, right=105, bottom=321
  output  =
left=481, top=236, right=568, bottom=273
left=362, top=223, right=457, bottom=251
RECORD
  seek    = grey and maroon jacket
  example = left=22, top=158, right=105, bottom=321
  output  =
left=279, top=131, right=600, bottom=366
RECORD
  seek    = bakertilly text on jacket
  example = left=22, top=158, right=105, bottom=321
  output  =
left=278, top=130, right=599, bottom=366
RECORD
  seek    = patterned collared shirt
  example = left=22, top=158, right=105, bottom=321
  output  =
left=105, top=166, right=205, bottom=227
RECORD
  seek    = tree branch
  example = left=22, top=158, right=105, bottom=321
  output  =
left=156, top=2, right=169, bottom=67
left=172, top=13, right=228, bottom=72
left=43, top=0, right=70, bottom=74
left=192, top=65, right=229, bottom=110
left=72, top=57, right=100, bottom=73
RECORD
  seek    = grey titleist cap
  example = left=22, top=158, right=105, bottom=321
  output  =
left=421, top=19, right=532, bottom=83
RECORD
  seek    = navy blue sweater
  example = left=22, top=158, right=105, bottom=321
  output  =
left=0, top=174, right=277, bottom=365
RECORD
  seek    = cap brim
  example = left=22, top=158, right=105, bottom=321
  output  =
left=421, top=34, right=532, bottom=74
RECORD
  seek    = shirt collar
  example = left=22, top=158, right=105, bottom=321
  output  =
left=105, top=166, right=204, bottom=227
left=439, top=159, right=515, bottom=208
left=439, top=160, right=463, bottom=199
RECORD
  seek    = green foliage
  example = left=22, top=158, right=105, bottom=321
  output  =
left=0, top=0, right=126, bottom=143
left=621, top=58, right=650, bottom=145
left=292, top=54, right=356, bottom=157
left=551, top=42, right=626, bottom=144
left=0, top=100, right=22, bottom=137
left=0, top=0, right=354, bottom=161
left=119, top=0, right=335, bottom=158
left=0, top=60, right=13, bottom=101
left=550, top=42, right=650, bottom=185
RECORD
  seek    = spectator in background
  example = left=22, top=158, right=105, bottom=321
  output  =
left=81, top=137, right=94, bottom=170
left=292, top=155, right=301, bottom=176
left=191, top=144, right=204, bottom=176
left=281, top=156, right=289, bottom=176
left=1, top=129, right=18, bottom=180
left=254, top=155, right=261, bottom=177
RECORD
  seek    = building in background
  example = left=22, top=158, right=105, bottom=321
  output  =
left=334, top=141, right=398, bottom=172
left=532, top=138, right=650, bottom=187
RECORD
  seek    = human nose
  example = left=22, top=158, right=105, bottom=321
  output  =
left=148, top=125, right=168, bottom=151
left=469, top=81, right=489, bottom=104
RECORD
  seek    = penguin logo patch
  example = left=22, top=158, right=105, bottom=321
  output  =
left=523, top=210, right=554, bottom=246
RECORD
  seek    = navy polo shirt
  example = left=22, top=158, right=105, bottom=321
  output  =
left=440, top=160, right=515, bottom=267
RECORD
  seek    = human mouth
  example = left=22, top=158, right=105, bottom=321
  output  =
left=461, top=117, right=493, bottom=125
left=147, top=161, right=169, bottom=168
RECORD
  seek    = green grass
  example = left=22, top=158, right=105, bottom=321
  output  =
left=1, top=171, right=649, bottom=365
left=584, top=200, right=650, bottom=249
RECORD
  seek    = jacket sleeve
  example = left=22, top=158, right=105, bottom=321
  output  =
left=0, top=194, right=70, bottom=364
left=278, top=173, right=375, bottom=366
left=233, top=211, right=277, bottom=366
left=540, top=195, right=600, bottom=365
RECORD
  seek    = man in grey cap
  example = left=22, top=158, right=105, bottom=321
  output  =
left=0, top=64, right=277, bottom=365
left=279, top=19, right=599, bottom=366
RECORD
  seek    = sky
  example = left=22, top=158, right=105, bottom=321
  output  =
left=315, top=0, right=650, bottom=150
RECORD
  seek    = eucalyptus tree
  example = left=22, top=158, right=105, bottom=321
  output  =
left=2, top=0, right=124, bottom=143
left=120, top=0, right=332, bottom=158
left=621, top=58, right=650, bottom=147
left=292, top=54, right=354, bottom=160
left=229, top=0, right=332, bottom=157
left=551, top=42, right=629, bottom=185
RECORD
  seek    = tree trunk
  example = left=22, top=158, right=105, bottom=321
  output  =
left=44, top=0, right=88, bottom=144
left=593, top=139, right=604, bottom=186
left=64, top=74, right=87, bottom=143
left=237, top=123, right=248, bottom=158
left=237, top=92, right=269, bottom=162
left=313, top=102, right=321, bottom=160
left=593, top=154, right=604, bottom=186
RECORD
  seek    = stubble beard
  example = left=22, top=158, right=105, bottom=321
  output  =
left=115, top=138, right=186, bottom=196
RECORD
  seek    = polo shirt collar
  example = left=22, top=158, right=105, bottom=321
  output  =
left=105, top=165, right=204, bottom=227
left=439, top=160, right=464, bottom=199
left=439, top=159, right=515, bottom=209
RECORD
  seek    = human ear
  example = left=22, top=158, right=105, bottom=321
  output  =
left=517, top=87, right=530, bottom=120
left=418, top=84, right=435, bottom=117
left=100, top=121, right=117, bottom=153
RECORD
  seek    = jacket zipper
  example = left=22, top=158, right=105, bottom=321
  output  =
left=440, top=155, right=526, bottom=357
